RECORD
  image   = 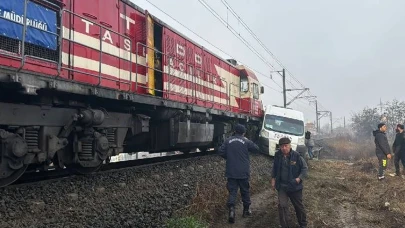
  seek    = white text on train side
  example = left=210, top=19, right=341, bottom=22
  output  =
left=81, top=13, right=135, bottom=51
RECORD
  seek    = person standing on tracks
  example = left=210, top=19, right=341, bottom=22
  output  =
left=392, top=124, right=405, bottom=177
left=271, top=137, right=308, bottom=228
left=305, top=131, right=315, bottom=159
left=373, top=123, right=392, bottom=180
left=218, top=123, right=260, bottom=224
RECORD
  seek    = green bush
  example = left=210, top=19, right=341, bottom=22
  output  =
left=166, top=216, right=208, bottom=228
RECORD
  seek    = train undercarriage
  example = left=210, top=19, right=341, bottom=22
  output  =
left=0, top=69, right=262, bottom=187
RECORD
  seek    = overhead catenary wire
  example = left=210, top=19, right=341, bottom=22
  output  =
left=197, top=0, right=275, bottom=69
left=220, top=0, right=306, bottom=89
left=196, top=0, right=293, bottom=93
left=142, top=0, right=318, bottom=113
left=195, top=0, right=306, bottom=94
left=142, top=0, right=284, bottom=93
left=218, top=0, right=327, bottom=109
left=220, top=0, right=302, bottom=88
left=198, top=0, right=312, bottom=94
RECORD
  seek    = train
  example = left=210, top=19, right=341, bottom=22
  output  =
left=0, top=0, right=265, bottom=187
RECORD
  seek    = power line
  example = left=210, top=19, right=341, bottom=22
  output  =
left=196, top=0, right=274, bottom=69
left=142, top=0, right=318, bottom=113
left=196, top=0, right=317, bottom=106
left=287, top=93, right=315, bottom=109
left=220, top=0, right=305, bottom=86
left=142, top=0, right=284, bottom=91
left=199, top=0, right=316, bottom=103
left=219, top=0, right=327, bottom=109
left=221, top=0, right=283, bottom=69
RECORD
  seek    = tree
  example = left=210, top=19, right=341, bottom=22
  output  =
left=383, top=99, right=405, bottom=138
left=351, top=99, right=405, bottom=140
left=351, top=107, right=381, bottom=139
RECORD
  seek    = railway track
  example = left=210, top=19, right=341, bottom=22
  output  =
left=9, top=150, right=216, bottom=187
left=7, top=137, right=336, bottom=187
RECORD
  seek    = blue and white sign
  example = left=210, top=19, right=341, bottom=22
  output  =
left=0, top=0, right=57, bottom=50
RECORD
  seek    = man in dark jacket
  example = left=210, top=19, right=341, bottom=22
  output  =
left=373, top=123, right=392, bottom=180
left=218, top=124, right=260, bottom=223
left=271, top=137, right=308, bottom=228
left=392, top=124, right=405, bottom=177
left=305, top=131, right=315, bottom=159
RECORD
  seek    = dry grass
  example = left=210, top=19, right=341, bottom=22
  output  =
left=182, top=180, right=229, bottom=221
left=305, top=138, right=405, bottom=227
left=174, top=140, right=405, bottom=227
left=304, top=159, right=405, bottom=227
left=318, top=138, right=375, bottom=160
left=174, top=154, right=272, bottom=223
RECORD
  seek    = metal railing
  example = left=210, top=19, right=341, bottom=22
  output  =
left=58, top=9, right=132, bottom=89
left=135, top=42, right=233, bottom=111
left=0, top=0, right=258, bottom=114
left=0, top=0, right=61, bottom=71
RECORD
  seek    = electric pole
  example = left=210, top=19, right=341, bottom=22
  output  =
left=282, top=68, right=286, bottom=108
left=344, top=116, right=346, bottom=128
left=379, top=98, right=383, bottom=113
left=273, top=68, right=308, bottom=108
left=315, top=100, right=319, bottom=132
left=330, top=111, right=333, bottom=134
left=317, top=111, right=330, bottom=134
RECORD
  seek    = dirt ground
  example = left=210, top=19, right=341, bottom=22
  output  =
left=210, top=153, right=405, bottom=227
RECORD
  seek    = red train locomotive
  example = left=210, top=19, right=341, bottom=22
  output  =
left=0, top=0, right=264, bottom=186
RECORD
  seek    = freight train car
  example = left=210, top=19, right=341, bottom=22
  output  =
left=0, top=0, right=265, bottom=187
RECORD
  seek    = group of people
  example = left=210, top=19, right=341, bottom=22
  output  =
left=373, top=123, right=405, bottom=180
left=218, top=124, right=308, bottom=228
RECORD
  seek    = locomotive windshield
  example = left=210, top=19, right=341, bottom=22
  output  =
left=252, top=83, right=259, bottom=99
left=240, top=77, right=248, bottom=92
left=263, top=114, right=304, bottom=136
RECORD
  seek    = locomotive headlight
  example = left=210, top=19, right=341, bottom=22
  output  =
left=260, top=129, right=269, bottom=138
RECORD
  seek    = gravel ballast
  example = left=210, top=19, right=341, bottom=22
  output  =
left=0, top=153, right=273, bottom=228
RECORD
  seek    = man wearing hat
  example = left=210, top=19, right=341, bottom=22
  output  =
left=218, top=123, right=260, bottom=223
left=373, top=123, right=392, bottom=180
left=271, top=137, right=308, bottom=228
left=392, top=124, right=404, bottom=177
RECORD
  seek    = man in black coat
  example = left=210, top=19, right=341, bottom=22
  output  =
left=392, top=124, right=405, bottom=177
left=271, top=137, right=308, bottom=228
left=373, top=123, right=392, bottom=180
left=218, top=124, right=260, bottom=223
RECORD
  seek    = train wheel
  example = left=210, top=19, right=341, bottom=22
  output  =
left=63, top=131, right=109, bottom=175
left=0, top=130, right=29, bottom=187
left=0, top=165, right=28, bottom=187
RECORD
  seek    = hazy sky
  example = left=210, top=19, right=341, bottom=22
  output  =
left=132, top=0, right=405, bottom=127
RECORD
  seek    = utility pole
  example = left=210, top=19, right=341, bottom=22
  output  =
left=317, top=111, right=330, bottom=134
left=315, top=100, right=319, bottom=132
left=379, top=98, right=383, bottom=113
left=272, top=68, right=308, bottom=108
left=344, top=116, right=346, bottom=128
left=330, top=111, right=333, bottom=134
left=282, top=68, right=286, bottom=108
